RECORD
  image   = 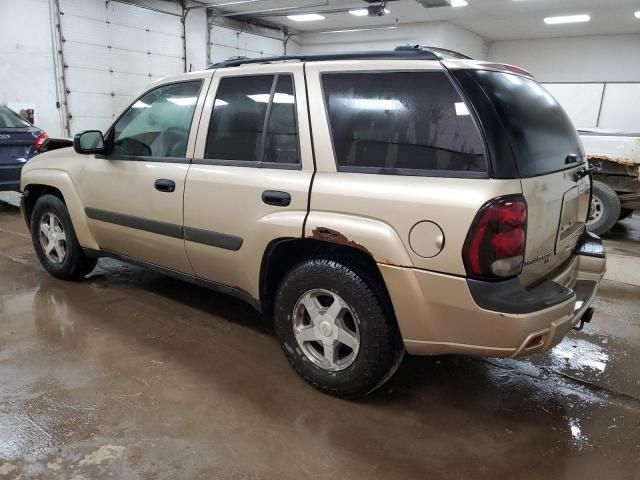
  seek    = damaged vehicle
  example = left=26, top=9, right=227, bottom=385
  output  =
left=580, top=129, right=640, bottom=235
left=20, top=46, right=606, bottom=398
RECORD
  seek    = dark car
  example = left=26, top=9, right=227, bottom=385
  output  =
left=0, top=106, right=47, bottom=191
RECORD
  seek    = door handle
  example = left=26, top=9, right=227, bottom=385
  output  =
left=262, top=190, right=291, bottom=207
left=154, top=179, right=175, bottom=193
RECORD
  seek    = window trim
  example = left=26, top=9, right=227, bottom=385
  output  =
left=103, top=78, right=205, bottom=162
left=319, top=69, right=489, bottom=178
left=202, top=72, right=302, bottom=169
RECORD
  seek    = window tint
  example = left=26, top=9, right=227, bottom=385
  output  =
left=469, top=71, right=584, bottom=177
left=205, top=75, right=273, bottom=162
left=264, top=75, right=299, bottom=164
left=111, top=81, right=202, bottom=158
left=322, top=71, right=486, bottom=176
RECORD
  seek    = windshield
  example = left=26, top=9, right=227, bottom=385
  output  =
left=0, top=106, right=31, bottom=128
left=470, top=71, right=584, bottom=177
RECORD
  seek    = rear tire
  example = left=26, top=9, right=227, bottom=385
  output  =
left=274, top=258, right=404, bottom=398
left=587, top=181, right=621, bottom=236
left=30, top=194, right=97, bottom=280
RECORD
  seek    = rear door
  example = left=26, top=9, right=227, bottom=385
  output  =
left=466, top=70, right=591, bottom=284
left=183, top=63, right=314, bottom=299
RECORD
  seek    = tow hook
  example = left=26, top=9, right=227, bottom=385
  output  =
left=573, top=307, right=594, bottom=331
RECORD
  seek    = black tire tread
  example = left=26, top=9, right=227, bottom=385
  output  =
left=30, top=194, right=97, bottom=280
left=274, top=257, right=403, bottom=398
left=588, top=180, right=621, bottom=236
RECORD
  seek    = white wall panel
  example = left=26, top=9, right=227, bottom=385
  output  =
left=59, top=0, right=184, bottom=134
left=542, top=83, right=604, bottom=129
left=598, top=84, right=640, bottom=132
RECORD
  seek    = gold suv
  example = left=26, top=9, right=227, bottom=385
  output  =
left=20, top=46, right=606, bottom=397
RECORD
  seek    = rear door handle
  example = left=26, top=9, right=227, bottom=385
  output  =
left=262, top=190, right=291, bottom=207
left=154, top=179, right=176, bottom=193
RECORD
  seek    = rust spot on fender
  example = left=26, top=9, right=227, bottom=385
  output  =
left=311, top=227, right=373, bottom=257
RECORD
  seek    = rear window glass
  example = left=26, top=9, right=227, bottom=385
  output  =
left=0, top=107, right=30, bottom=128
left=470, top=71, right=584, bottom=177
left=322, top=71, right=487, bottom=176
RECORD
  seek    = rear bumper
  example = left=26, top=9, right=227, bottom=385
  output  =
left=0, top=163, right=24, bottom=192
left=381, top=232, right=606, bottom=358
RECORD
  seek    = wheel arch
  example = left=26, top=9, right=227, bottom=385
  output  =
left=259, top=237, right=397, bottom=323
left=22, top=170, right=99, bottom=250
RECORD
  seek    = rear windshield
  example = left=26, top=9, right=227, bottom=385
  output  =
left=470, top=71, right=584, bottom=177
left=0, top=107, right=30, bottom=128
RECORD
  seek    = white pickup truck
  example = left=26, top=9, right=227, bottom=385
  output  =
left=579, top=129, right=640, bottom=235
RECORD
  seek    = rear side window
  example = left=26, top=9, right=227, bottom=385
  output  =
left=470, top=71, right=584, bottom=177
left=322, top=71, right=486, bottom=176
left=205, top=74, right=299, bottom=165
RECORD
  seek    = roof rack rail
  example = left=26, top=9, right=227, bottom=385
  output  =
left=207, top=45, right=472, bottom=69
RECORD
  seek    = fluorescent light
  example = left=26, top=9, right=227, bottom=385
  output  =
left=287, top=13, right=324, bottom=21
left=214, top=99, right=228, bottom=107
left=451, top=0, right=468, bottom=7
left=454, top=102, right=470, bottom=116
left=635, top=10, right=640, bottom=19
left=349, top=8, right=390, bottom=16
left=544, top=14, right=590, bottom=25
left=132, top=100, right=150, bottom=109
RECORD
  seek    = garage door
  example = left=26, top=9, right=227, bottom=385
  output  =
left=210, top=24, right=283, bottom=64
left=58, top=0, right=185, bottom=134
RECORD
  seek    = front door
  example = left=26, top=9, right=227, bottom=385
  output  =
left=183, top=64, right=314, bottom=298
left=77, top=75, right=210, bottom=273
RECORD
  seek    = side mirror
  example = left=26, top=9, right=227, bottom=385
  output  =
left=73, top=130, right=105, bottom=154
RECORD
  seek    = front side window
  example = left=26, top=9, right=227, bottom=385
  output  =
left=111, top=80, right=202, bottom=158
left=205, top=74, right=299, bottom=165
left=322, top=71, right=486, bottom=176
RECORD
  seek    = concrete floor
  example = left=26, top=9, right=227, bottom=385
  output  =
left=0, top=193, right=639, bottom=480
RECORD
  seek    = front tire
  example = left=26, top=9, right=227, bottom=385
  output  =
left=587, top=181, right=621, bottom=235
left=274, top=258, right=404, bottom=398
left=30, top=194, right=97, bottom=280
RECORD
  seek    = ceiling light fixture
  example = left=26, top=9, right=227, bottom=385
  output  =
left=544, top=14, right=590, bottom=25
left=635, top=10, right=640, bottom=19
left=451, top=0, right=468, bottom=7
left=349, top=7, right=390, bottom=16
left=287, top=13, right=325, bottom=21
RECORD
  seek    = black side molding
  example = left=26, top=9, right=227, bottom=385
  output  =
left=183, top=226, right=242, bottom=251
left=85, top=207, right=183, bottom=239
left=467, top=276, right=574, bottom=315
left=85, top=207, right=243, bottom=251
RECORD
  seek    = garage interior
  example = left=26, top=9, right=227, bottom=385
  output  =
left=1, top=0, right=639, bottom=478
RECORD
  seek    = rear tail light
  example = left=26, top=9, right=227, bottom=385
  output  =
left=34, top=132, right=48, bottom=152
left=463, top=195, right=527, bottom=280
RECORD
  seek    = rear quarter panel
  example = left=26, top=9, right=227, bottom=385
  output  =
left=304, top=60, right=522, bottom=274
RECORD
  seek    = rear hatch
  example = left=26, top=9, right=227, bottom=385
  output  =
left=0, top=129, right=38, bottom=165
left=461, top=70, right=590, bottom=285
